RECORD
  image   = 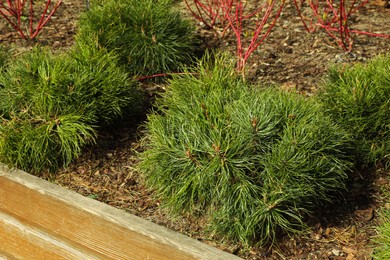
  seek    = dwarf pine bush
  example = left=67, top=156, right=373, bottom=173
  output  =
left=67, top=41, right=144, bottom=124
left=372, top=178, right=390, bottom=260
left=0, top=47, right=9, bottom=68
left=318, top=55, right=390, bottom=166
left=373, top=208, right=390, bottom=259
left=139, top=53, right=353, bottom=245
left=76, top=0, right=198, bottom=78
left=0, top=47, right=142, bottom=173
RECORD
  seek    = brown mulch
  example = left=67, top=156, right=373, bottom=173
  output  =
left=1, top=0, right=390, bottom=259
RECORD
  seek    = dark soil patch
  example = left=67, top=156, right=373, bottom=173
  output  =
left=1, top=1, right=390, bottom=258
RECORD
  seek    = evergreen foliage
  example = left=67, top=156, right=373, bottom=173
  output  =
left=0, top=47, right=142, bottom=173
left=139, top=53, right=353, bottom=245
left=0, top=114, right=95, bottom=173
left=373, top=187, right=390, bottom=260
left=76, top=0, right=199, bottom=78
left=373, top=210, right=390, bottom=259
left=68, top=40, right=144, bottom=124
left=0, top=46, right=9, bottom=68
left=318, top=55, right=390, bottom=166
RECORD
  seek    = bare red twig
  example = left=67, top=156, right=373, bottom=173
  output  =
left=0, top=0, right=62, bottom=40
left=184, top=0, right=225, bottom=29
left=220, top=0, right=285, bottom=75
left=293, top=0, right=389, bottom=52
left=185, top=0, right=286, bottom=77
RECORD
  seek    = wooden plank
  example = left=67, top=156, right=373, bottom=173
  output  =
left=0, top=212, right=100, bottom=259
left=0, top=164, right=240, bottom=259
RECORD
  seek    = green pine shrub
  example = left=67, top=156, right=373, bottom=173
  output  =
left=76, top=0, right=199, bottom=78
left=0, top=46, right=9, bottom=69
left=139, top=53, right=353, bottom=245
left=318, top=55, right=390, bottom=166
left=0, top=46, right=142, bottom=173
left=67, top=40, right=144, bottom=124
left=373, top=181, right=390, bottom=260
left=373, top=208, right=390, bottom=259
left=0, top=114, right=96, bottom=173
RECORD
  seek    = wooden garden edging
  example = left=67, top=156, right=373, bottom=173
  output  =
left=0, top=164, right=241, bottom=259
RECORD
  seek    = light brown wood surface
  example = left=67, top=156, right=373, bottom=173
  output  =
left=0, top=164, right=241, bottom=260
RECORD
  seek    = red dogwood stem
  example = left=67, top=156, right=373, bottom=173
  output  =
left=293, top=0, right=388, bottom=52
left=30, top=0, right=63, bottom=39
left=0, top=0, right=62, bottom=40
left=220, top=0, right=285, bottom=74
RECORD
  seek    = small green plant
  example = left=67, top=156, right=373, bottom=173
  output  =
left=318, top=54, right=390, bottom=166
left=372, top=176, right=390, bottom=260
left=67, top=40, right=144, bottom=125
left=139, top=52, right=352, bottom=245
left=373, top=208, right=390, bottom=259
left=0, top=46, right=10, bottom=68
left=0, top=46, right=142, bottom=173
left=76, top=0, right=199, bottom=79
left=0, top=114, right=96, bottom=173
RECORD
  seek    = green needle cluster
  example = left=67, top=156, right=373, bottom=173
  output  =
left=318, top=54, right=390, bottom=167
left=0, top=46, right=142, bottom=173
left=77, top=0, right=199, bottom=79
left=139, top=53, right=353, bottom=245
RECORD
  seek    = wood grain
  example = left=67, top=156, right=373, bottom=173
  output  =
left=0, top=164, right=240, bottom=260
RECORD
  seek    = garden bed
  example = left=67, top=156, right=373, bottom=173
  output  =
left=0, top=0, right=390, bottom=258
left=0, top=163, right=239, bottom=259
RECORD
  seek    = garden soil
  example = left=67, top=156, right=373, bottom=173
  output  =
left=1, top=1, right=390, bottom=259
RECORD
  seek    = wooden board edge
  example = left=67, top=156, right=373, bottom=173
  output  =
left=0, top=164, right=241, bottom=260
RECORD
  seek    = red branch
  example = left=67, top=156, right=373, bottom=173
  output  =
left=293, top=0, right=389, bottom=52
left=184, top=0, right=226, bottom=29
left=0, top=0, right=62, bottom=40
left=220, top=0, right=285, bottom=75
left=185, top=0, right=286, bottom=76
